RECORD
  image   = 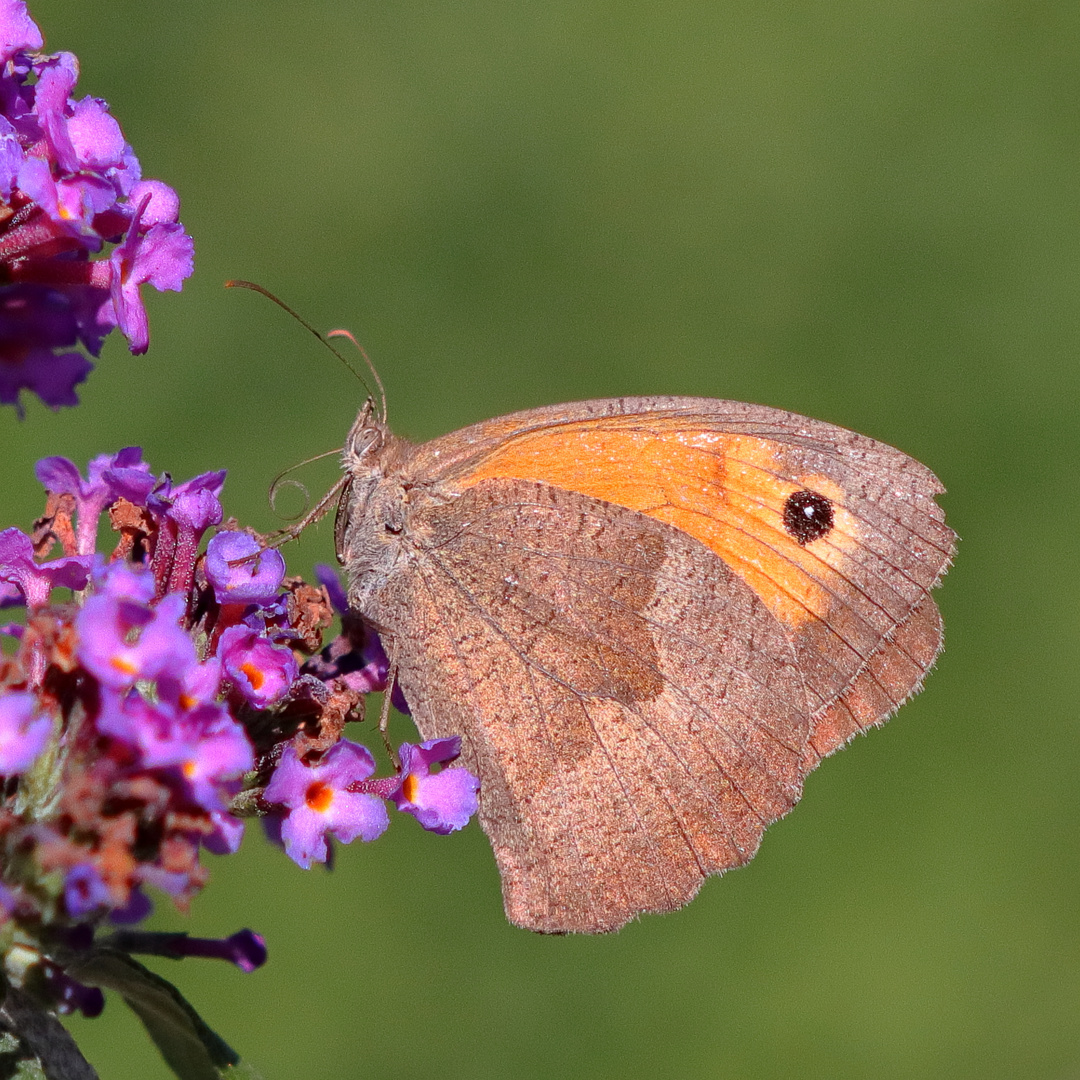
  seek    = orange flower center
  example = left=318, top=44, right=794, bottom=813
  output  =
left=305, top=782, right=333, bottom=813
left=239, top=662, right=265, bottom=690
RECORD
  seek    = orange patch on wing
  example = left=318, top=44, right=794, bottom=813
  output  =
left=456, top=426, right=860, bottom=629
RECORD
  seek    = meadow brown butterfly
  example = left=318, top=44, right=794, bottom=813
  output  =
left=334, top=395, right=954, bottom=933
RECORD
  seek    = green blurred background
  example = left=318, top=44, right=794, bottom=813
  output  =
left=3, top=0, right=1078, bottom=1076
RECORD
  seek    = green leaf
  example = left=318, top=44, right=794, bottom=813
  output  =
left=9, top=1058, right=47, bottom=1080
left=66, top=950, right=239, bottom=1080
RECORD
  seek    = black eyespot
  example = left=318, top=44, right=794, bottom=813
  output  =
left=783, top=489, right=834, bottom=546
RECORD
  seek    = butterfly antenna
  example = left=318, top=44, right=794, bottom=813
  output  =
left=262, top=473, right=350, bottom=550
left=267, top=446, right=344, bottom=515
left=328, top=328, right=387, bottom=424
left=225, top=279, right=379, bottom=408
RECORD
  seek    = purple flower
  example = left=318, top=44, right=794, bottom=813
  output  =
left=148, top=469, right=227, bottom=509
left=163, top=489, right=224, bottom=537
left=127, top=180, right=179, bottom=226
left=0, top=284, right=95, bottom=417
left=88, top=558, right=156, bottom=603
left=136, top=865, right=193, bottom=900
left=157, top=655, right=222, bottom=715
left=18, top=152, right=115, bottom=237
left=264, top=740, right=389, bottom=869
left=203, top=810, right=245, bottom=856
left=144, top=469, right=226, bottom=534
left=390, top=738, right=479, bottom=835
left=0, top=1, right=42, bottom=63
left=92, top=688, right=162, bottom=747
left=0, top=527, right=92, bottom=607
left=63, top=862, right=111, bottom=917
left=315, top=563, right=350, bottom=615
left=0, top=8, right=193, bottom=413
left=146, top=704, right=253, bottom=812
left=95, top=448, right=158, bottom=506
left=0, top=691, right=51, bottom=774
left=162, top=929, right=267, bottom=973
left=217, top=624, right=298, bottom=708
left=105, top=928, right=267, bottom=973
left=205, top=532, right=286, bottom=606
left=146, top=469, right=226, bottom=596
left=45, top=967, right=105, bottom=1018
left=310, top=564, right=410, bottom=711
left=67, top=96, right=130, bottom=178
left=77, top=591, right=195, bottom=690
left=36, top=447, right=153, bottom=554
left=33, top=54, right=83, bottom=177
left=97, top=694, right=253, bottom=812
left=109, top=886, right=153, bottom=925
left=108, top=208, right=194, bottom=355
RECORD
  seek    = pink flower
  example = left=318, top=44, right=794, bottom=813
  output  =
left=264, top=741, right=389, bottom=869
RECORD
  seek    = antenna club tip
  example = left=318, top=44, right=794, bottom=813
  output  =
left=327, top=328, right=359, bottom=345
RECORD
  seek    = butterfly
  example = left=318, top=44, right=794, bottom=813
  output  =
left=333, top=395, right=954, bottom=933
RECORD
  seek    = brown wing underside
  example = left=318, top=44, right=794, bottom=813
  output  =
left=371, top=475, right=949, bottom=933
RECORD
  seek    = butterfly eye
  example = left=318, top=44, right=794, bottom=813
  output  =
left=350, top=429, right=380, bottom=458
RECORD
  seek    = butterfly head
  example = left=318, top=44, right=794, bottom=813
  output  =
left=334, top=397, right=414, bottom=603
left=340, top=398, right=387, bottom=476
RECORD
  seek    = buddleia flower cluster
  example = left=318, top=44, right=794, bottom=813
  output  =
left=0, top=2, right=480, bottom=1074
left=0, top=0, right=194, bottom=416
left=0, top=449, right=479, bottom=1076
